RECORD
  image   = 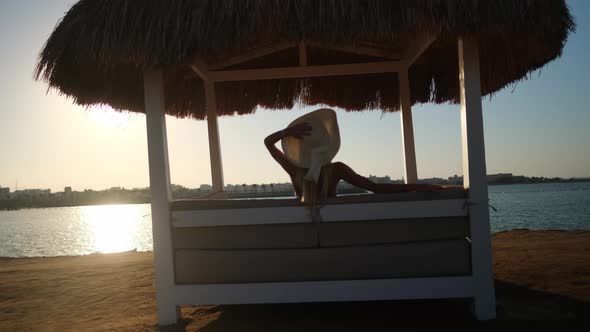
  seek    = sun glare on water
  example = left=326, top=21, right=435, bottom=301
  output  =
left=80, top=204, right=145, bottom=254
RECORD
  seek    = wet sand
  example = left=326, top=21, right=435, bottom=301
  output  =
left=0, top=230, right=588, bottom=331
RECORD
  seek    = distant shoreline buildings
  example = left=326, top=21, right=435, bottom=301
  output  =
left=1, top=173, right=588, bottom=210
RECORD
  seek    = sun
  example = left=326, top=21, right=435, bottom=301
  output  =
left=87, top=105, right=132, bottom=128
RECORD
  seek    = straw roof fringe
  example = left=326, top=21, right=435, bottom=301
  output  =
left=35, top=0, right=574, bottom=119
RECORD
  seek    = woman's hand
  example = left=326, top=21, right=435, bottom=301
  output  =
left=282, top=123, right=312, bottom=139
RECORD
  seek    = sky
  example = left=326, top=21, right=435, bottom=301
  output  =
left=0, top=0, right=589, bottom=193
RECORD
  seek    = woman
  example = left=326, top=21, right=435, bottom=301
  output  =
left=265, top=111, right=442, bottom=203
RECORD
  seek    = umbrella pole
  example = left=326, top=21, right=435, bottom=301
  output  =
left=458, top=37, right=496, bottom=320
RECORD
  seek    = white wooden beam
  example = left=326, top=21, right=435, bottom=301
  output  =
left=173, top=276, right=475, bottom=305
left=204, top=81, right=224, bottom=192
left=171, top=199, right=466, bottom=227
left=298, top=41, right=307, bottom=66
left=190, top=58, right=210, bottom=82
left=204, top=40, right=401, bottom=72
left=399, top=69, right=418, bottom=184
left=143, top=69, right=180, bottom=325
left=207, top=41, right=296, bottom=70
left=307, top=41, right=400, bottom=60
left=208, top=61, right=403, bottom=82
left=458, top=37, right=496, bottom=320
left=173, top=206, right=311, bottom=227
left=403, top=32, right=439, bottom=67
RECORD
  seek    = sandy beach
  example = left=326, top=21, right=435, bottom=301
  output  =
left=0, top=230, right=588, bottom=331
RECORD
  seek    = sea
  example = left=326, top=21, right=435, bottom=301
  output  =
left=0, top=182, right=588, bottom=258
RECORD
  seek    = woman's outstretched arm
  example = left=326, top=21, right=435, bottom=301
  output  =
left=332, top=162, right=442, bottom=193
left=264, top=123, right=311, bottom=176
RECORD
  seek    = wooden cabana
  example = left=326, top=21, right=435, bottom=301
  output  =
left=37, top=0, right=574, bottom=325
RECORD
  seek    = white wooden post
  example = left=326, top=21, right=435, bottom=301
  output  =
left=299, top=41, right=307, bottom=66
left=208, top=61, right=404, bottom=82
left=458, top=37, right=496, bottom=320
left=205, top=81, right=224, bottom=192
left=143, top=69, right=180, bottom=325
left=399, top=69, right=418, bottom=184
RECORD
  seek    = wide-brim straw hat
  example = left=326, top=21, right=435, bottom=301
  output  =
left=282, top=108, right=341, bottom=183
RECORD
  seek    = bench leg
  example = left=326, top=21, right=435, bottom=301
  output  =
left=472, top=295, right=496, bottom=320
left=158, top=303, right=181, bottom=326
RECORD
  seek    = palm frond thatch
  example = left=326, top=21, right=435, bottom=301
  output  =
left=35, top=0, right=575, bottom=119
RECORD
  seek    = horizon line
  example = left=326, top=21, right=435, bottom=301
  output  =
left=2, top=173, right=590, bottom=193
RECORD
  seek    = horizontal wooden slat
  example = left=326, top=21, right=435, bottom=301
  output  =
left=172, top=199, right=467, bottom=227
left=171, top=276, right=475, bottom=305
left=319, top=217, right=469, bottom=247
left=175, top=240, right=471, bottom=284
left=172, top=206, right=310, bottom=227
left=173, top=223, right=318, bottom=249
left=170, top=188, right=466, bottom=211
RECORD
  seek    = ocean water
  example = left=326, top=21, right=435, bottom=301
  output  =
left=0, top=182, right=588, bottom=258
left=487, top=182, right=590, bottom=232
left=0, top=204, right=153, bottom=258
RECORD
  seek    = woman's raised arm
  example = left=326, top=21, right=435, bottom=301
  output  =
left=264, top=123, right=311, bottom=176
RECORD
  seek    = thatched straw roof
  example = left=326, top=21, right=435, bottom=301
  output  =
left=35, top=0, right=574, bottom=119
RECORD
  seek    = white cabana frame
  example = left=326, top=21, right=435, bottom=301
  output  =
left=144, top=36, right=496, bottom=325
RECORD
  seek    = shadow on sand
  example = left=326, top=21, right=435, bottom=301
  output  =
left=158, top=280, right=589, bottom=331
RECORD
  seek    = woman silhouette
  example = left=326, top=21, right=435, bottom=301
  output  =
left=265, top=109, right=442, bottom=203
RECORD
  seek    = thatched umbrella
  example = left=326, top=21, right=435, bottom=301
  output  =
left=36, top=0, right=574, bottom=119
left=35, top=1, right=575, bottom=326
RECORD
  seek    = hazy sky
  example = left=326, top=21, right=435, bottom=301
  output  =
left=0, top=0, right=589, bottom=192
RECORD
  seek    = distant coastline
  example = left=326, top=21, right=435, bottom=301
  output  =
left=1, top=175, right=588, bottom=211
